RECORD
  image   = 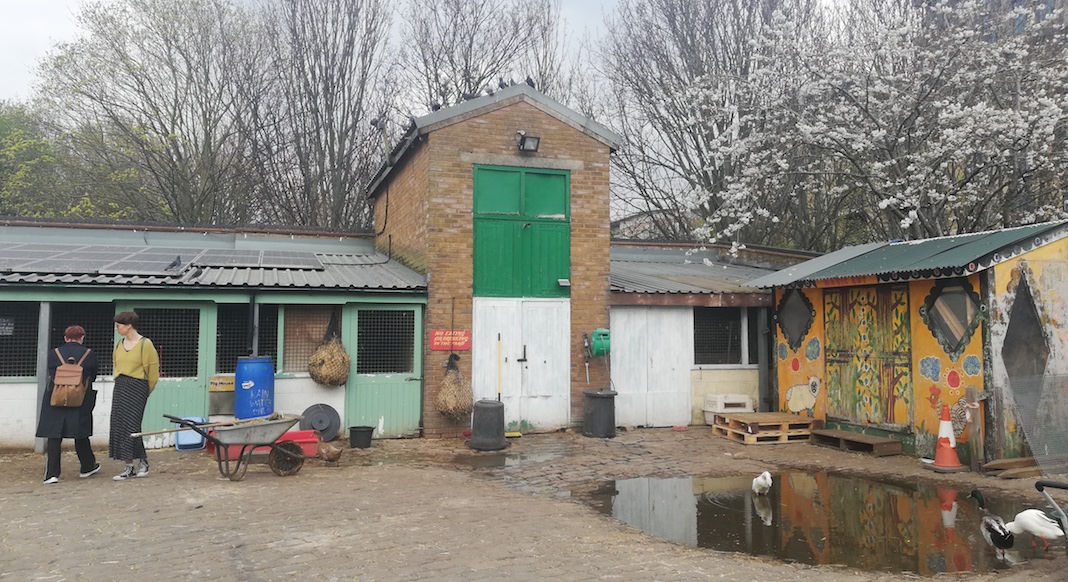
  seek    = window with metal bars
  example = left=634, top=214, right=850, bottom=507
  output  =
left=216, top=304, right=279, bottom=373
left=50, top=303, right=116, bottom=376
left=134, top=308, right=200, bottom=377
left=282, top=305, right=341, bottom=373
left=357, top=310, right=415, bottom=373
left=694, top=307, right=755, bottom=366
left=0, top=302, right=39, bottom=376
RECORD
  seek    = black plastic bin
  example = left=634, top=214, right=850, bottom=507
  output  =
left=582, top=389, right=617, bottom=438
left=467, top=399, right=508, bottom=451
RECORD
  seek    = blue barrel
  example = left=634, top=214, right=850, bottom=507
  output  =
left=234, top=357, right=274, bottom=419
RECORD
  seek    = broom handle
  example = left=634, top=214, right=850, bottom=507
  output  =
left=497, top=333, right=501, bottom=402
left=131, top=421, right=233, bottom=437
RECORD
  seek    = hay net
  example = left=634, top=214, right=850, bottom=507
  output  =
left=437, top=353, right=472, bottom=421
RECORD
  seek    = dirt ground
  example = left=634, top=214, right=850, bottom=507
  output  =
left=4, top=426, right=1068, bottom=581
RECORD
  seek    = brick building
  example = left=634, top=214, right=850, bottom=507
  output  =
left=368, top=84, right=620, bottom=438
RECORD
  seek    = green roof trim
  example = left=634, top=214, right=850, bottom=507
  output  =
left=747, top=221, right=1068, bottom=288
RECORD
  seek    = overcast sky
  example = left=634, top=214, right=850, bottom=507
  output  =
left=0, top=0, right=614, bottom=103
left=0, top=0, right=84, bottom=102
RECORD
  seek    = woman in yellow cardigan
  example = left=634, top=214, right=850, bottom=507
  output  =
left=109, top=311, right=160, bottom=481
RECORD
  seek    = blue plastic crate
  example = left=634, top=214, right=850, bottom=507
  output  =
left=175, top=416, right=207, bottom=451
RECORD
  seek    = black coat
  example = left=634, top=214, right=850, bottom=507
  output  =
left=36, top=342, right=99, bottom=439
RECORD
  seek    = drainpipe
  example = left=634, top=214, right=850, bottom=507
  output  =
left=247, top=292, right=259, bottom=357
left=757, top=308, right=770, bottom=412
left=34, top=302, right=51, bottom=454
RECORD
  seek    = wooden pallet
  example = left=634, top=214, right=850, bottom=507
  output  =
left=711, top=412, right=815, bottom=445
left=809, top=428, right=902, bottom=457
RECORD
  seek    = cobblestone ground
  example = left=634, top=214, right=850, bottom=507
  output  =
left=2, top=427, right=1067, bottom=581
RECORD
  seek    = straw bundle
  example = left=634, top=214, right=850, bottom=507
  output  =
left=308, top=337, right=351, bottom=386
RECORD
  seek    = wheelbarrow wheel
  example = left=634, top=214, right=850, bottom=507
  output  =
left=269, top=440, right=305, bottom=476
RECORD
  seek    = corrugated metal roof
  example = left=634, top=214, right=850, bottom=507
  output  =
left=610, top=247, right=777, bottom=294
left=0, top=229, right=426, bottom=292
left=746, top=242, right=881, bottom=288
left=747, top=221, right=1068, bottom=288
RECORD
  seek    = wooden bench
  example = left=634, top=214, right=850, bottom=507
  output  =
left=809, top=428, right=902, bottom=457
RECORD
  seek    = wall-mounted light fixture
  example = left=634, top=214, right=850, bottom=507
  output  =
left=516, top=130, right=540, bottom=152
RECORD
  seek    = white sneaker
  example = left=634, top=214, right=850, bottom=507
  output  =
left=136, top=459, right=150, bottom=478
left=43, top=476, right=59, bottom=485
left=113, top=466, right=135, bottom=481
left=79, top=463, right=101, bottom=478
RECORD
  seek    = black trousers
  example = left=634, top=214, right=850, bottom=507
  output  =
left=45, top=437, right=96, bottom=480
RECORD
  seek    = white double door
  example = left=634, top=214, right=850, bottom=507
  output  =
left=472, top=298, right=570, bottom=432
left=610, top=306, right=692, bottom=427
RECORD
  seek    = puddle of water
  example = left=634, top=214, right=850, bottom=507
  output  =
left=450, top=451, right=560, bottom=469
left=580, top=472, right=1053, bottom=576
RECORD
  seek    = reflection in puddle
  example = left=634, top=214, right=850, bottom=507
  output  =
left=450, top=451, right=560, bottom=469
left=580, top=472, right=1045, bottom=576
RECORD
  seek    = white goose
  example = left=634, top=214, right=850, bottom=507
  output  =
left=1005, top=508, right=1064, bottom=551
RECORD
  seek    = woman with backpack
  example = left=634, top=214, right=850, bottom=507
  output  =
left=36, top=325, right=99, bottom=484
left=109, top=311, right=160, bottom=481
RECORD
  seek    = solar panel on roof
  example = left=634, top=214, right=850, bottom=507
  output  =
left=55, top=252, right=134, bottom=261
left=0, top=250, right=61, bottom=259
left=261, top=251, right=323, bottom=269
left=28, top=260, right=116, bottom=272
left=99, top=261, right=179, bottom=274
left=13, top=244, right=84, bottom=251
left=194, top=249, right=261, bottom=267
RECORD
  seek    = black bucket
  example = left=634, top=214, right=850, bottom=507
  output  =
left=349, top=426, right=374, bottom=449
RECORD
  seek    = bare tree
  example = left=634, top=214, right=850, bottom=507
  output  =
left=396, top=0, right=561, bottom=110
left=240, top=0, right=391, bottom=229
left=37, top=0, right=255, bottom=224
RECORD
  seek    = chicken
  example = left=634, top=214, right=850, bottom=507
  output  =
left=752, top=471, right=773, bottom=495
left=315, top=430, right=343, bottom=466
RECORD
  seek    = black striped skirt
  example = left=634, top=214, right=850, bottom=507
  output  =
left=109, top=375, right=149, bottom=461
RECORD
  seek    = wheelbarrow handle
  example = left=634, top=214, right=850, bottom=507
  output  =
left=1036, top=480, right=1068, bottom=492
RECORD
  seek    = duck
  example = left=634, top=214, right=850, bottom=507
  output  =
left=967, top=490, right=1014, bottom=556
left=752, top=471, right=773, bottom=496
left=1005, top=508, right=1064, bottom=551
left=315, top=430, right=343, bottom=466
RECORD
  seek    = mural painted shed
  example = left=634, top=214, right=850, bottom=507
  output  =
left=748, top=221, right=1068, bottom=473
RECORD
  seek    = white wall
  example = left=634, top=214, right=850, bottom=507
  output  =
left=690, top=368, right=759, bottom=425
left=1, top=375, right=348, bottom=450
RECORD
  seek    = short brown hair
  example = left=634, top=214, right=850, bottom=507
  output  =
left=113, top=311, right=140, bottom=328
left=64, top=325, right=86, bottom=341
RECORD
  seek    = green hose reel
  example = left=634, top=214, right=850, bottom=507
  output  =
left=590, top=328, right=610, bottom=356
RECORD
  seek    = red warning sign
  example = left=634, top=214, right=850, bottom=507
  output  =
left=429, top=329, right=471, bottom=351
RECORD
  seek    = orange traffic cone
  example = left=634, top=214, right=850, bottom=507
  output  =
left=937, top=487, right=959, bottom=537
left=926, top=404, right=968, bottom=473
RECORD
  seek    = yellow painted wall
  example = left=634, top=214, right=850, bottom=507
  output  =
left=988, top=236, right=1068, bottom=457
left=775, top=287, right=827, bottom=419
left=690, top=368, right=759, bottom=425
left=908, top=275, right=985, bottom=460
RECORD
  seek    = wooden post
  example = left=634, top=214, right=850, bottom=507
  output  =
left=966, top=386, right=983, bottom=472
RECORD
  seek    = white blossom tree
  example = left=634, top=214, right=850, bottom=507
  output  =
left=600, top=0, right=823, bottom=242
left=703, top=0, right=1068, bottom=250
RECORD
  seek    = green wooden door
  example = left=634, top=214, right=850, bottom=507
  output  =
left=345, top=305, right=423, bottom=438
left=120, top=303, right=212, bottom=439
left=473, top=166, right=570, bottom=298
